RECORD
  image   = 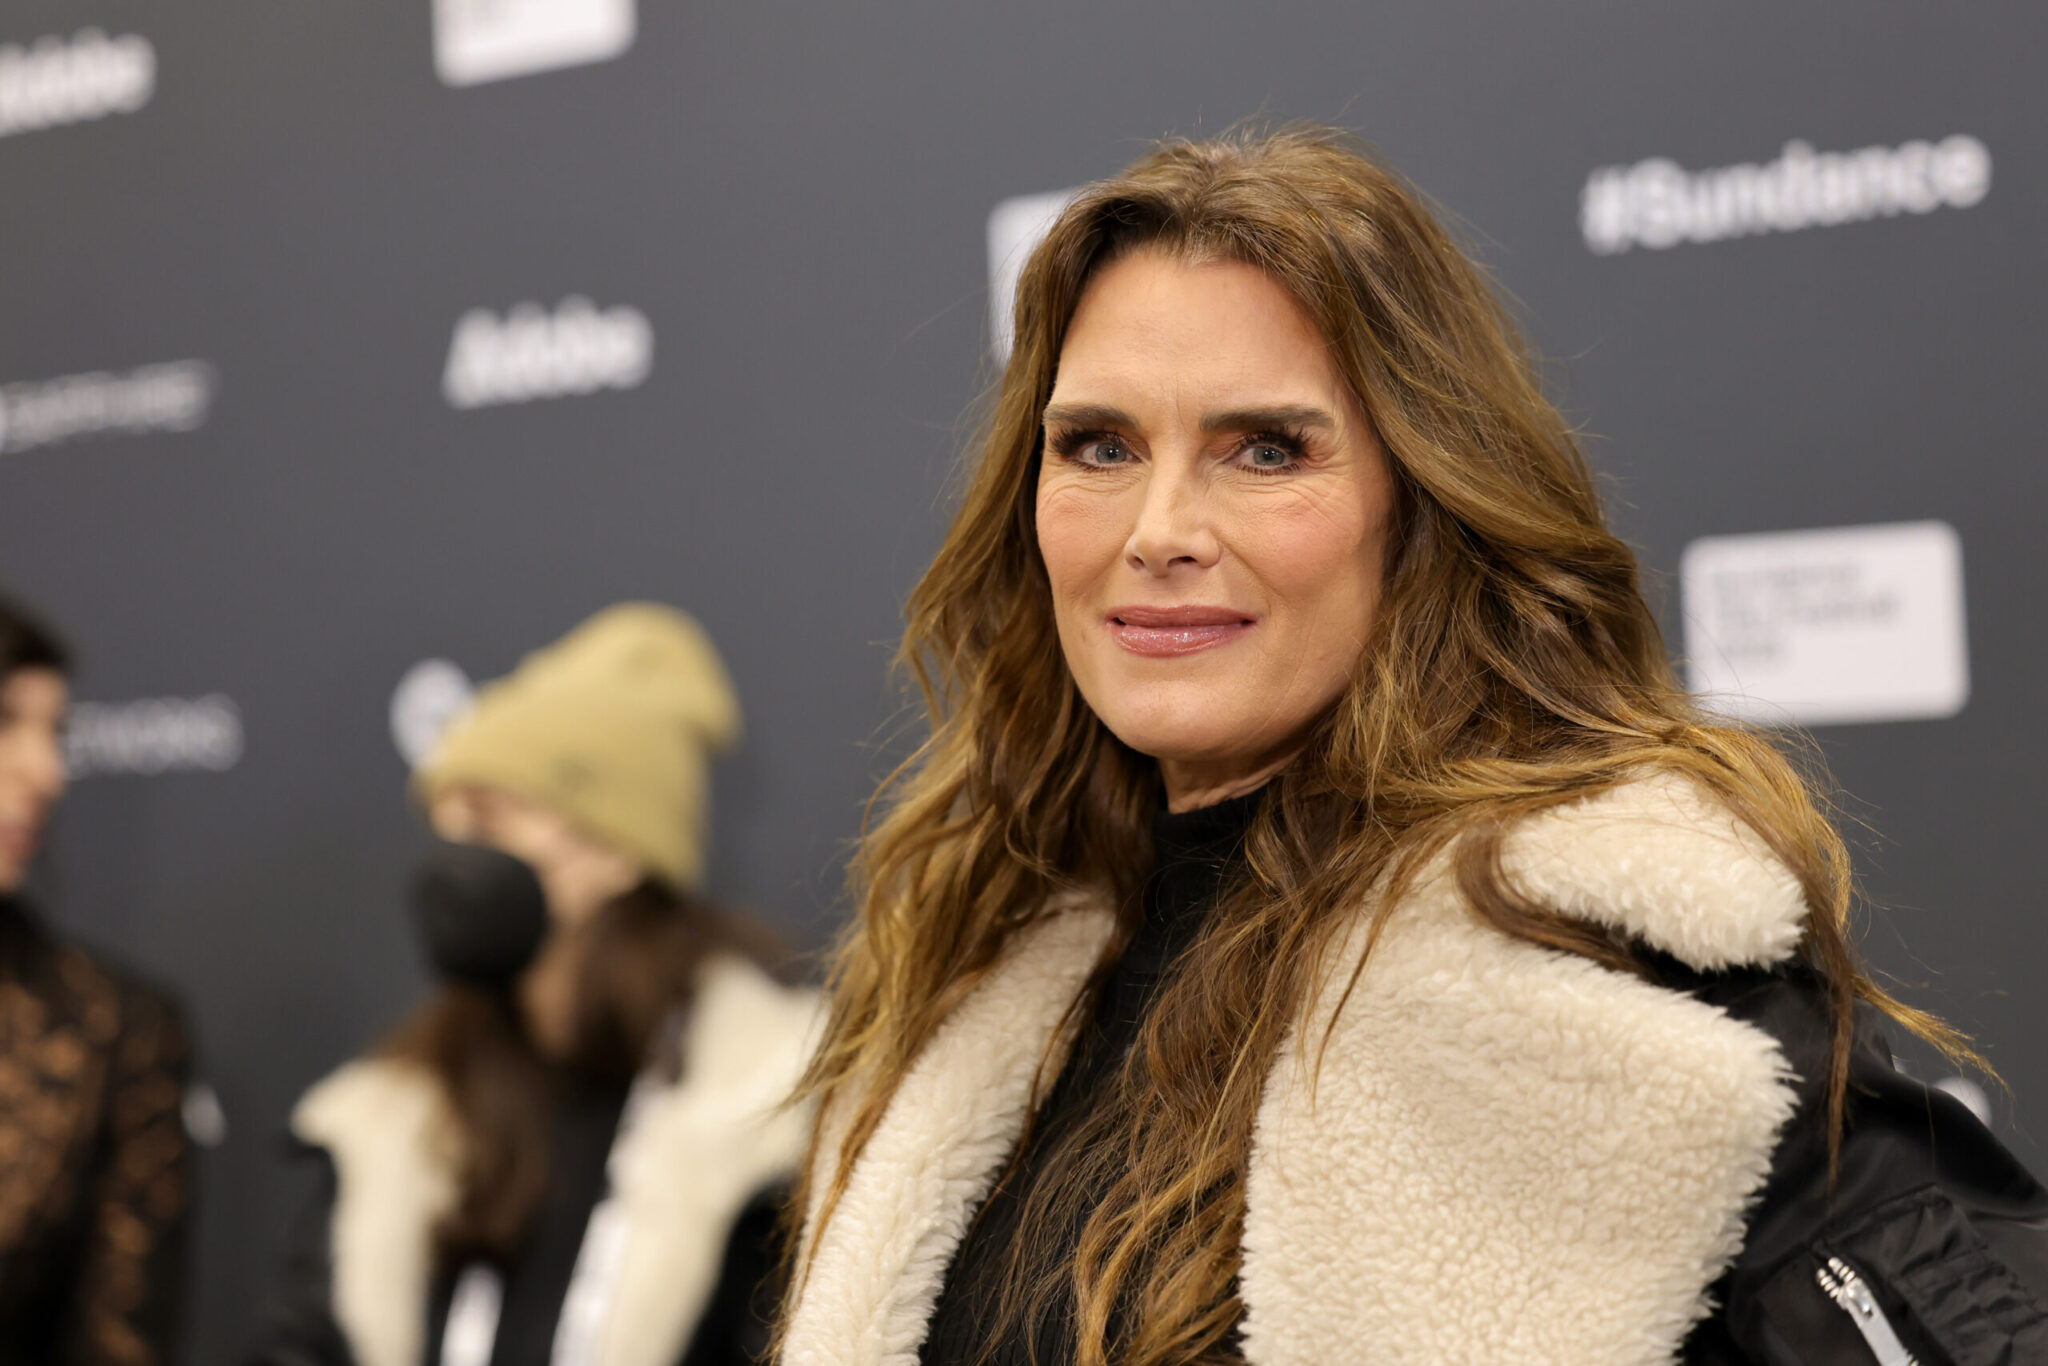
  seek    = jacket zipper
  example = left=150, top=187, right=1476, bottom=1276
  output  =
left=1814, top=1254, right=1920, bottom=1366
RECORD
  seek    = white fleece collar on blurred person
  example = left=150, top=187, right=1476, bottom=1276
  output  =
left=782, top=772, right=1808, bottom=1366
left=294, top=954, right=820, bottom=1366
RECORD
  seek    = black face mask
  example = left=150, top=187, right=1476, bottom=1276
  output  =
left=409, top=839, right=550, bottom=987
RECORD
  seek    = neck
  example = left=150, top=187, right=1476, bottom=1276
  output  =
left=1158, top=750, right=1293, bottom=813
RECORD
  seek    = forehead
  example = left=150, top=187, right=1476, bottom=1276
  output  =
left=1052, top=249, right=1343, bottom=407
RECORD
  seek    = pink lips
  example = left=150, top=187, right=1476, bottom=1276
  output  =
left=1106, top=605, right=1255, bottom=657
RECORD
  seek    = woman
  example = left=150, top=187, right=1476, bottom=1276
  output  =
left=252, top=604, right=818, bottom=1366
left=0, top=595, right=194, bottom=1366
left=778, top=128, right=2048, bottom=1365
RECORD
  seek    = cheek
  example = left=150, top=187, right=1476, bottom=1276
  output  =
left=0, top=735, right=51, bottom=795
left=1035, top=483, right=1126, bottom=599
left=1248, top=490, right=1388, bottom=636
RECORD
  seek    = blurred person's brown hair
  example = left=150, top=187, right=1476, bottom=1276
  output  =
left=0, top=592, right=70, bottom=680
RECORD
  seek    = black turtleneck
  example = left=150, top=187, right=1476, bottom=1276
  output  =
left=918, top=791, right=1261, bottom=1366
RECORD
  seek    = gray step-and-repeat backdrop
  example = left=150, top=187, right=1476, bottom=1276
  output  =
left=2, top=3, right=2040, bottom=1358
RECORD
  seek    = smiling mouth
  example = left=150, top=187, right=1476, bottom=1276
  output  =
left=1106, top=606, right=1255, bottom=658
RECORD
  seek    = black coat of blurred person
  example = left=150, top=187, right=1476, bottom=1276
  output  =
left=246, top=605, right=818, bottom=1366
left=0, top=595, right=195, bottom=1366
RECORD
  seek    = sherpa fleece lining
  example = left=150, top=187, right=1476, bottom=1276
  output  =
left=782, top=773, right=1808, bottom=1366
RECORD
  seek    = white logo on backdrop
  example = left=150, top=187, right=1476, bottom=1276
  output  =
left=986, top=189, right=1080, bottom=363
left=0, top=28, right=155, bottom=139
left=433, top=0, right=636, bottom=87
left=0, top=361, right=216, bottom=456
left=442, top=297, right=653, bottom=410
left=391, top=658, right=476, bottom=767
left=1581, top=136, right=1991, bottom=255
left=66, top=695, right=244, bottom=779
left=181, top=1083, right=229, bottom=1148
left=1681, top=520, right=1968, bottom=727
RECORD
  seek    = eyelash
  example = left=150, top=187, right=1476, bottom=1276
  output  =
left=1236, top=427, right=1310, bottom=476
left=1044, top=426, right=1311, bottom=475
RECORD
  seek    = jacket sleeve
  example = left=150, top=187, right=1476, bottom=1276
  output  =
left=241, top=1145, right=358, bottom=1366
left=61, top=979, right=194, bottom=1366
left=1671, top=963, right=2048, bottom=1365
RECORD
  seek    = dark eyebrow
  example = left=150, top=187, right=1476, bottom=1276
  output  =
left=1041, top=402, right=1339, bottom=435
left=1040, top=402, right=1136, bottom=431
left=1199, top=404, right=1338, bottom=435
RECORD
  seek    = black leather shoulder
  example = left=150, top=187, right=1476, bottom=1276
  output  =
left=1654, top=959, right=2048, bottom=1365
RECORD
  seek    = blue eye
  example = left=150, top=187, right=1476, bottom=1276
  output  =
left=1234, top=428, right=1309, bottom=473
left=1079, top=437, right=1132, bottom=466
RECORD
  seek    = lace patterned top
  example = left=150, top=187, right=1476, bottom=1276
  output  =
left=0, top=897, right=192, bottom=1366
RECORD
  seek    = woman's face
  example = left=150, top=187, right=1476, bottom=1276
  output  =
left=0, top=668, right=68, bottom=895
left=1035, top=249, right=1396, bottom=811
left=428, top=783, right=641, bottom=929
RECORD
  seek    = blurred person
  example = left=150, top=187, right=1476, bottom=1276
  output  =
left=778, top=128, right=2048, bottom=1365
left=250, top=604, right=816, bottom=1366
left=0, top=595, right=194, bottom=1366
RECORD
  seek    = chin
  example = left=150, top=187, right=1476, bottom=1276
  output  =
left=1095, top=691, right=1252, bottom=768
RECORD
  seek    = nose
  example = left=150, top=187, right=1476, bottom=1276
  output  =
left=1124, top=454, right=1220, bottom=576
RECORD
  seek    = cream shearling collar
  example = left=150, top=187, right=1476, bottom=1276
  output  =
left=782, top=773, right=1809, bottom=1365
left=293, top=954, right=820, bottom=1366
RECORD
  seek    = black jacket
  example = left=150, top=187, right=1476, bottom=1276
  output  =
left=782, top=778, right=2048, bottom=1365
left=1671, top=958, right=2048, bottom=1364
left=916, top=796, right=2048, bottom=1366
left=243, top=954, right=818, bottom=1366
left=245, top=1147, right=784, bottom=1366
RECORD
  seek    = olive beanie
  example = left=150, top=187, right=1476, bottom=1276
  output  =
left=413, top=603, right=740, bottom=890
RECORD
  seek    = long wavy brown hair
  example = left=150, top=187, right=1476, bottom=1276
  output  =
left=789, top=124, right=1974, bottom=1365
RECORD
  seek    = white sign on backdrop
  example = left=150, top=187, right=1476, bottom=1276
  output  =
left=1681, top=520, right=1969, bottom=727
left=433, top=0, right=636, bottom=87
left=441, top=297, right=652, bottom=409
left=390, top=658, right=477, bottom=767
left=0, top=29, right=156, bottom=138
left=0, top=360, right=216, bottom=455
left=66, top=695, right=244, bottom=779
left=1580, top=135, right=1992, bottom=255
left=986, top=189, right=1079, bottom=363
